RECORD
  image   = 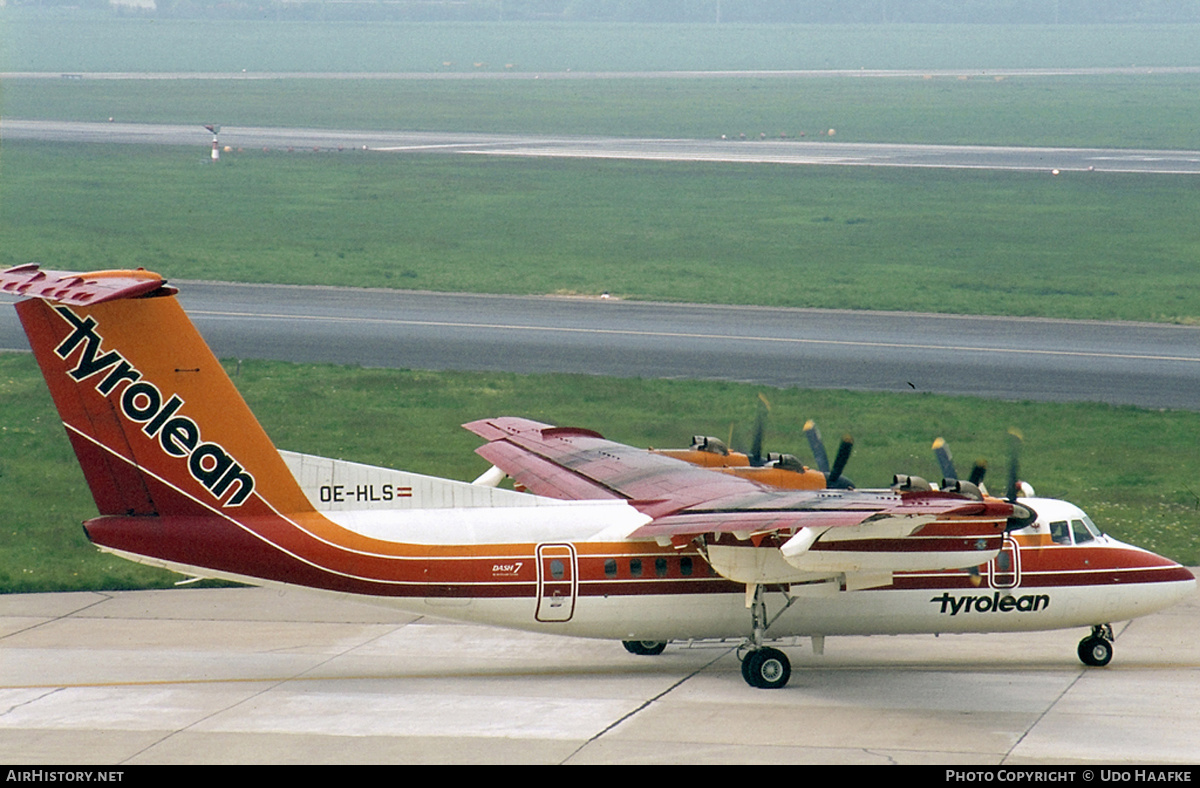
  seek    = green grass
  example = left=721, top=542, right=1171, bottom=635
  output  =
left=1, top=352, right=1197, bottom=593
left=6, top=73, right=1200, bottom=150
left=4, top=141, right=1199, bottom=322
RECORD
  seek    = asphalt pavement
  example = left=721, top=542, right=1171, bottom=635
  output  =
left=5, top=282, right=1198, bottom=410
left=6, top=119, right=1200, bottom=174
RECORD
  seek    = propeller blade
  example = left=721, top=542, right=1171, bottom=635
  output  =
left=935, top=436, right=987, bottom=489
left=749, top=394, right=770, bottom=467
left=803, top=419, right=830, bottom=474
left=827, top=435, right=854, bottom=488
left=1006, top=428, right=1024, bottom=502
left=932, top=437, right=957, bottom=481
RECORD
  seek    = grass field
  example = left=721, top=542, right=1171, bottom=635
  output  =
left=4, top=141, right=1198, bottom=322
left=2, top=352, right=1197, bottom=593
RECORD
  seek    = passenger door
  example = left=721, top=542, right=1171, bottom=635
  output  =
left=535, top=543, right=577, bottom=623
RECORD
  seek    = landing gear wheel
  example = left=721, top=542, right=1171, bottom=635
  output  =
left=1078, top=635, right=1113, bottom=667
left=742, top=647, right=791, bottom=689
left=622, top=640, right=667, bottom=656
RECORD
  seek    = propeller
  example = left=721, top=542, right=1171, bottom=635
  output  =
left=748, top=394, right=770, bottom=467
left=1002, top=429, right=1038, bottom=530
left=1005, top=428, right=1022, bottom=502
left=803, top=420, right=855, bottom=489
left=931, top=437, right=988, bottom=498
left=803, top=420, right=829, bottom=476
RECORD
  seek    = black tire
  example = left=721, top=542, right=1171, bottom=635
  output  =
left=743, top=647, right=791, bottom=689
left=1078, top=636, right=1113, bottom=667
left=622, top=640, right=667, bottom=656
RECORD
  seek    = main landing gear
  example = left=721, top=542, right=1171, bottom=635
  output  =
left=740, top=646, right=791, bottom=689
left=737, top=583, right=797, bottom=689
left=621, top=586, right=798, bottom=690
left=1077, top=624, right=1114, bottom=667
left=622, top=640, right=667, bottom=656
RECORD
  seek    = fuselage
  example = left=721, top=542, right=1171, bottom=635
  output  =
left=87, top=493, right=1194, bottom=644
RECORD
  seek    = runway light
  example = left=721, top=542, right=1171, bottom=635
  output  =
left=1052, top=169, right=1061, bottom=176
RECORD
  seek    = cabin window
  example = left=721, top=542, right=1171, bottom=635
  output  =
left=680, top=556, right=693, bottom=576
left=550, top=559, right=565, bottom=580
left=655, top=557, right=668, bottom=577
left=630, top=558, right=643, bottom=577
left=604, top=559, right=617, bottom=578
left=1049, top=520, right=1072, bottom=545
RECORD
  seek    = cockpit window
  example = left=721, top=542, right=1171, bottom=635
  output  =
left=1049, top=520, right=1071, bottom=545
left=1078, top=516, right=1103, bottom=540
left=1070, top=519, right=1093, bottom=544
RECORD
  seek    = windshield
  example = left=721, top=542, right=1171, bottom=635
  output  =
left=1050, top=516, right=1104, bottom=545
left=1073, top=515, right=1103, bottom=542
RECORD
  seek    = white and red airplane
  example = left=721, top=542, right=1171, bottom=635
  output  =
left=3, top=264, right=1194, bottom=689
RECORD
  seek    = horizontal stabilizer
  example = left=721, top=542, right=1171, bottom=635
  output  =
left=1, top=264, right=172, bottom=305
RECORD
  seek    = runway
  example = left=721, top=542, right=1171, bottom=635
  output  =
left=6, top=119, right=1200, bottom=174
left=5, top=281, right=1199, bottom=410
left=2, top=585, right=1197, bottom=765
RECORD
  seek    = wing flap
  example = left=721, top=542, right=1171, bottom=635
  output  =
left=631, top=509, right=877, bottom=542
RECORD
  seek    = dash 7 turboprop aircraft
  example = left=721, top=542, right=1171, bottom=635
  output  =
left=3, top=265, right=1194, bottom=689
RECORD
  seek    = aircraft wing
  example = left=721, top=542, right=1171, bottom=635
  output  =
left=465, top=416, right=1012, bottom=575
left=468, top=416, right=772, bottom=515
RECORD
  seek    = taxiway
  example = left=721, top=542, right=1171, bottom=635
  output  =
left=5, top=282, right=1198, bottom=410
left=1, top=585, right=1197, bottom=764
left=5, top=119, right=1200, bottom=175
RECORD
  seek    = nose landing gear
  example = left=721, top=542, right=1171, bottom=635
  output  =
left=1077, top=624, right=1114, bottom=667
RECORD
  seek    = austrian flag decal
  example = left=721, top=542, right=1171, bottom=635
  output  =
left=52, top=305, right=256, bottom=507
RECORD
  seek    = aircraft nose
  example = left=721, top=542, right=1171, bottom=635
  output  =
left=1154, top=557, right=1195, bottom=585
left=1148, top=556, right=1196, bottom=602
left=1146, top=552, right=1195, bottom=584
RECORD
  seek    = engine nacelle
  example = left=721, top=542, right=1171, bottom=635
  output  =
left=940, top=479, right=984, bottom=500
left=892, top=474, right=931, bottom=492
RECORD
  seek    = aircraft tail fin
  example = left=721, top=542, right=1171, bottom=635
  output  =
left=4, top=265, right=314, bottom=519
